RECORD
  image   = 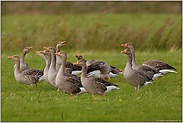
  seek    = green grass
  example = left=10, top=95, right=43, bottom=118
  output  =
left=1, top=49, right=182, bottom=122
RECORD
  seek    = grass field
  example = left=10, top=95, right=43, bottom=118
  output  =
left=1, top=13, right=182, bottom=121
left=1, top=48, right=182, bottom=122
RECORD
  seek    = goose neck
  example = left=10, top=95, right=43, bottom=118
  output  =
left=58, top=55, right=66, bottom=75
left=81, top=64, right=88, bottom=78
left=130, top=48, right=137, bottom=66
left=14, top=60, right=21, bottom=74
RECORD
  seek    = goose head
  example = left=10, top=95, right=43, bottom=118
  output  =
left=121, top=43, right=134, bottom=50
left=8, top=55, right=20, bottom=62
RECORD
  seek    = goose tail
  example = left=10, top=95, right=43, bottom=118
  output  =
left=104, top=86, right=120, bottom=94
left=77, top=87, right=88, bottom=95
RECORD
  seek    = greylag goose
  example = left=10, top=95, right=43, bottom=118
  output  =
left=55, top=51, right=88, bottom=97
left=121, top=49, right=152, bottom=91
left=122, top=43, right=177, bottom=75
left=8, top=55, right=44, bottom=88
left=56, top=41, right=65, bottom=71
left=142, top=60, right=177, bottom=75
left=56, top=41, right=82, bottom=75
left=121, top=43, right=163, bottom=80
left=74, top=59, right=120, bottom=98
left=46, top=47, right=80, bottom=91
left=75, top=55, right=123, bottom=79
left=47, top=47, right=59, bottom=89
left=14, top=47, right=32, bottom=71
left=38, top=50, right=53, bottom=86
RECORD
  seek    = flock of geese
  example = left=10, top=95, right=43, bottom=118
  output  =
left=8, top=41, right=177, bottom=97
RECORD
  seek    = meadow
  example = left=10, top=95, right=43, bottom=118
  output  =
left=1, top=13, right=182, bottom=122
left=1, top=48, right=182, bottom=122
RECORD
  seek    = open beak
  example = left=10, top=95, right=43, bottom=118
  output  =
left=61, top=41, right=66, bottom=46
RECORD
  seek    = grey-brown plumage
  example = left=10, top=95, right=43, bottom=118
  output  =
left=121, top=43, right=163, bottom=80
left=75, top=55, right=123, bottom=79
left=38, top=50, right=53, bottom=86
left=74, top=59, right=119, bottom=98
left=8, top=55, right=44, bottom=88
left=56, top=41, right=65, bottom=71
left=121, top=49, right=152, bottom=91
left=55, top=51, right=87, bottom=97
left=56, top=41, right=82, bottom=74
left=142, top=60, right=177, bottom=75
left=13, top=47, right=32, bottom=71
left=47, top=47, right=59, bottom=88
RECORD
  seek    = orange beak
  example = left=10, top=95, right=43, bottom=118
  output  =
left=28, top=47, right=33, bottom=50
left=121, top=44, right=127, bottom=47
left=61, top=41, right=66, bottom=46
left=121, top=50, right=126, bottom=53
left=55, top=52, right=60, bottom=56
left=8, top=56, right=13, bottom=59
left=73, top=61, right=79, bottom=65
left=40, top=51, right=45, bottom=54
left=35, top=51, right=39, bottom=55
left=75, top=55, right=79, bottom=58
left=119, top=69, right=124, bottom=72
left=44, top=47, right=49, bottom=50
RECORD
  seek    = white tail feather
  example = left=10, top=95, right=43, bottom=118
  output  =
left=152, top=74, right=164, bottom=80
left=38, top=75, right=45, bottom=83
left=104, top=86, right=120, bottom=94
left=87, top=70, right=101, bottom=77
left=159, top=69, right=177, bottom=75
left=77, top=87, right=88, bottom=95
left=71, top=71, right=82, bottom=75
left=109, top=72, right=119, bottom=78
left=142, top=81, right=152, bottom=88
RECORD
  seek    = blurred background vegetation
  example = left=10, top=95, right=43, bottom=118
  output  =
left=1, top=1, right=182, bottom=51
left=1, top=1, right=181, bottom=15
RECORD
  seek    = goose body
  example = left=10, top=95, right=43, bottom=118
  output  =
left=9, top=55, right=44, bottom=88
left=75, top=55, right=123, bottom=79
left=122, top=49, right=152, bottom=91
left=142, top=60, right=177, bottom=75
left=47, top=47, right=59, bottom=88
left=55, top=52, right=88, bottom=96
left=37, top=50, right=53, bottom=86
left=122, top=43, right=163, bottom=80
left=74, top=59, right=119, bottom=97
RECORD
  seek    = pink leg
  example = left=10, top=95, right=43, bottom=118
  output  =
left=103, top=94, right=106, bottom=98
left=92, top=94, right=95, bottom=98
left=57, top=88, right=60, bottom=91
left=138, top=85, right=140, bottom=91
left=135, top=87, right=137, bottom=92
left=71, top=95, right=75, bottom=98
